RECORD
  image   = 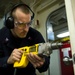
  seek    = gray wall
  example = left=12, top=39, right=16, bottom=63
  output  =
left=0, top=18, right=4, bottom=29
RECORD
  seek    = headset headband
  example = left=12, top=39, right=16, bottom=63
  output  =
left=10, top=3, right=35, bottom=20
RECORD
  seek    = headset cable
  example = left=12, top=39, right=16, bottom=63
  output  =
left=13, top=68, right=17, bottom=75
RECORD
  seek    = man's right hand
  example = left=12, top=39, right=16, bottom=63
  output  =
left=7, top=49, right=23, bottom=64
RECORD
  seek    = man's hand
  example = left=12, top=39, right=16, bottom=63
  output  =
left=27, top=53, right=45, bottom=68
left=7, top=49, right=23, bottom=64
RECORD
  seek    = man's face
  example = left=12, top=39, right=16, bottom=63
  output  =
left=12, top=9, right=31, bottom=38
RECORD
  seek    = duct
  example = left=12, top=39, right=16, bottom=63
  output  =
left=36, top=0, right=57, bottom=13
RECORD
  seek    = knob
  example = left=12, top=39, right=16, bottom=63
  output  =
left=63, top=56, right=73, bottom=65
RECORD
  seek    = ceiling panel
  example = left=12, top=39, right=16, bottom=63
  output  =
left=0, top=0, right=34, bottom=18
left=0, top=0, right=21, bottom=18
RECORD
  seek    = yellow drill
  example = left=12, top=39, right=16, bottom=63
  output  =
left=13, top=42, right=62, bottom=68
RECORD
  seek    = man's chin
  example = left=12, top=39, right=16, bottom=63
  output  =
left=20, top=36, right=26, bottom=38
left=18, top=35, right=26, bottom=38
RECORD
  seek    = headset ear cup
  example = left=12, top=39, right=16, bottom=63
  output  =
left=5, top=16, right=14, bottom=29
left=31, top=14, right=34, bottom=20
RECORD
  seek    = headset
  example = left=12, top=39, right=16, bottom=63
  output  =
left=4, top=3, right=35, bottom=29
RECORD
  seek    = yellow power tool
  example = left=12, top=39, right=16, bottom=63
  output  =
left=13, top=42, right=62, bottom=68
left=13, top=44, right=39, bottom=68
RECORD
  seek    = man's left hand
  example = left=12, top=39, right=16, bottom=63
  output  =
left=27, top=53, right=45, bottom=68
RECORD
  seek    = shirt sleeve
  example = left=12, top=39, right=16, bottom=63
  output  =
left=0, top=56, right=9, bottom=68
left=33, top=31, right=50, bottom=72
left=0, top=40, right=10, bottom=68
left=36, top=56, right=50, bottom=73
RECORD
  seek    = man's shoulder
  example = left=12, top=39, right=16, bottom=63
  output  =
left=29, top=27, right=41, bottom=34
left=28, top=27, right=45, bottom=43
left=0, top=27, right=9, bottom=40
left=0, top=27, right=8, bottom=33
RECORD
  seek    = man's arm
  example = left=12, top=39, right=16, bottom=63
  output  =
left=36, top=55, right=50, bottom=72
left=27, top=53, right=50, bottom=72
left=29, top=30, right=50, bottom=72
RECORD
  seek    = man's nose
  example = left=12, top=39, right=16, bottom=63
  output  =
left=23, top=24, right=29, bottom=30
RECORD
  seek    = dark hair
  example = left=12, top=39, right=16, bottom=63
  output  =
left=11, top=4, right=30, bottom=18
left=10, top=4, right=30, bottom=15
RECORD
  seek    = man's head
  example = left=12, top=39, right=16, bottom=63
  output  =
left=5, top=4, right=34, bottom=38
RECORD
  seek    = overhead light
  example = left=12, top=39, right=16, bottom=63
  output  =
left=57, top=31, right=70, bottom=38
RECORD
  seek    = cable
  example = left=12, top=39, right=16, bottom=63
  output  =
left=13, top=68, right=17, bottom=75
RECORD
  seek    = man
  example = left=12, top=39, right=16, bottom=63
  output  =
left=0, top=4, right=50, bottom=75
